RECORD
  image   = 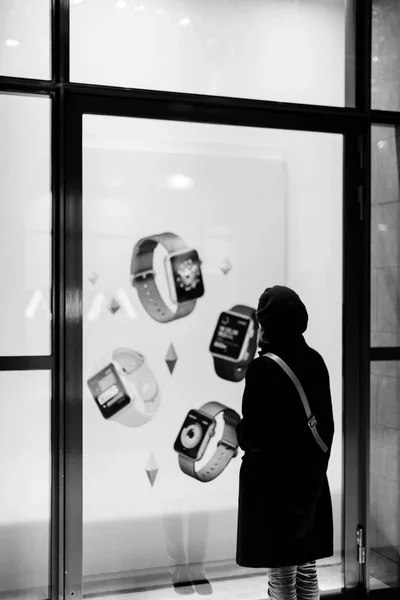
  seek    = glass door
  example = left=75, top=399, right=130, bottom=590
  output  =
left=63, top=93, right=367, bottom=599
left=79, top=114, right=345, bottom=599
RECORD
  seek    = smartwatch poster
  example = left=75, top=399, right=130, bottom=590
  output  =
left=82, top=116, right=286, bottom=586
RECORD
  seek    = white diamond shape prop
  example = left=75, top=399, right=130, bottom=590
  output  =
left=108, top=297, right=121, bottom=315
left=165, top=343, right=178, bottom=374
left=145, top=452, right=159, bottom=487
left=88, top=271, right=99, bottom=285
left=219, top=257, right=233, bottom=275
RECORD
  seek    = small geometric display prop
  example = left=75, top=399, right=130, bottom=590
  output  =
left=219, top=257, right=233, bottom=275
left=108, top=297, right=121, bottom=315
left=88, top=271, right=99, bottom=285
left=145, top=452, right=159, bottom=487
left=165, top=343, right=178, bottom=374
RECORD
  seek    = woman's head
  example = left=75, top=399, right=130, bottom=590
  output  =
left=256, top=285, right=308, bottom=345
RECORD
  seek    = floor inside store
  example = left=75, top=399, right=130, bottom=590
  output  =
left=86, top=564, right=388, bottom=600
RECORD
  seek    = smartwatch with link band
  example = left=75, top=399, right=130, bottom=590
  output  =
left=174, top=402, right=240, bottom=482
left=131, top=232, right=205, bottom=323
left=87, top=348, right=161, bottom=427
left=209, top=305, right=258, bottom=382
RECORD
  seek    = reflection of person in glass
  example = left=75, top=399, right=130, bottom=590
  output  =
left=161, top=499, right=212, bottom=596
left=236, top=286, right=335, bottom=600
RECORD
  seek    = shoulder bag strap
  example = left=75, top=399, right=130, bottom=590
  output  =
left=263, top=352, right=328, bottom=454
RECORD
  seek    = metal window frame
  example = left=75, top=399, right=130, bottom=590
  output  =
left=2, top=0, right=399, bottom=599
left=63, top=89, right=365, bottom=600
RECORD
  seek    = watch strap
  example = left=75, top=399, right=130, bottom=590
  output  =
left=180, top=402, right=240, bottom=482
left=111, top=349, right=161, bottom=425
left=213, top=305, right=257, bottom=382
left=131, top=233, right=196, bottom=323
left=111, top=378, right=153, bottom=427
left=178, top=444, right=236, bottom=482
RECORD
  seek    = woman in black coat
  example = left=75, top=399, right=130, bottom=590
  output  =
left=236, top=285, right=335, bottom=600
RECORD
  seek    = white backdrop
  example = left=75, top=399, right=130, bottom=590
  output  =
left=82, top=116, right=287, bottom=574
left=82, top=116, right=343, bottom=579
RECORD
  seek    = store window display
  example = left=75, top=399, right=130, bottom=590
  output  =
left=81, top=117, right=343, bottom=597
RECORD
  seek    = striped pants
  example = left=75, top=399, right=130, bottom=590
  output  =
left=267, top=561, right=320, bottom=600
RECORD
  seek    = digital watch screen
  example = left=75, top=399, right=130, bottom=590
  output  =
left=173, top=410, right=214, bottom=460
left=209, top=312, right=252, bottom=360
left=169, top=249, right=205, bottom=303
left=87, top=363, right=130, bottom=419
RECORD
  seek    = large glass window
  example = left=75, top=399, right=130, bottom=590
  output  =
left=369, top=123, right=400, bottom=592
left=369, top=360, right=400, bottom=591
left=371, top=124, right=400, bottom=347
left=0, top=370, right=51, bottom=599
left=371, top=0, right=400, bottom=112
left=71, top=0, right=351, bottom=107
left=0, top=94, right=51, bottom=356
left=0, top=1, right=51, bottom=79
left=82, top=116, right=344, bottom=597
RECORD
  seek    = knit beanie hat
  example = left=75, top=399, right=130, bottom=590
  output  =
left=256, top=285, right=308, bottom=341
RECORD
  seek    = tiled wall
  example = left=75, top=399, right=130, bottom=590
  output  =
left=372, top=0, right=400, bottom=111
left=370, top=123, right=400, bottom=585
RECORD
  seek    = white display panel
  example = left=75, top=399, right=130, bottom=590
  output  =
left=82, top=116, right=343, bottom=593
left=0, top=94, right=51, bottom=356
left=0, top=1, right=50, bottom=79
left=0, top=370, right=50, bottom=596
left=70, top=0, right=347, bottom=107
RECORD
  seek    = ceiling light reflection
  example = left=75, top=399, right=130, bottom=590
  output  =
left=116, top=0, right=127, bottom=8
left=5, top=39, right=20, bottom=47
left=179, top=17, right=191, bottom=26
left=166, top=174, right=195, bottom=191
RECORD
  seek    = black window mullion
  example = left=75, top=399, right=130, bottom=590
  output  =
left=355, top=0, right=372, bottom=113
left=52, top=0, right=70, bottom=84
left=370, top=347, right=400, bottom=362
left=0, top=356, right=53, bottom=370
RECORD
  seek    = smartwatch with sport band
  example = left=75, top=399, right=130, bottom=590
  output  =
left=131, top=232, right=205, bottom=323
left=87, top=348, right=161, bottom=427
left=174, top=401, right=240, bottom=482
left=209, top=305, right=257, bottom=382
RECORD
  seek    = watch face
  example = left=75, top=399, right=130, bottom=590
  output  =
left=174, top=410, right=214, bottom=460
left=209, top=311, right=252, bottom=361
left=169, top=249, right=205, bottom=303
left=87, top=363, right=130, bottom=419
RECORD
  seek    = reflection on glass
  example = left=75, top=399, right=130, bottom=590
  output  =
left=371, top=125, right=400, bottom=348
left=82, top=116, right=343, bottom=597
left=0, top=371, right=50, bottom=598
left=370, top=361, right=400, bottom=590
left=372, top=0, right=400, bottom=111
left=71, top=0, right=350, bottom=107
left=0, top=94, right=51, bottom=356
left=0, top=1, right=50, bottom=79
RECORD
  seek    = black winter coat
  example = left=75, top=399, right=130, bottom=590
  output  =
left=236, top=335, right=335, bottom=568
